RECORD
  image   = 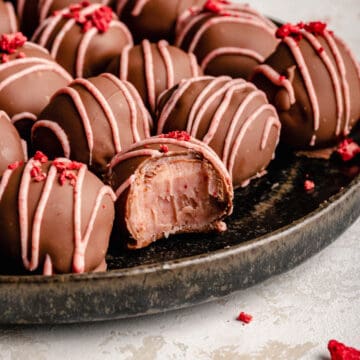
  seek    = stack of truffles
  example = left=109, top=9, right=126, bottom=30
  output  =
left=0, top=0, right=359, bottom=275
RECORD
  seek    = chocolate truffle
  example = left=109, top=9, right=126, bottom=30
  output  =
left=114, top=0, right=206, bottom=43
left=0, top=32, right=72, bottom=143
left=32, top=73, right=152, bottom=176
left=16, top=0, right=110, bottom=38
left=32, top=2, right=133, bottom=78
left=0, top=152, right=116, bottom=274
left=0, top=111, right=25, bottom=177
left=106, top=39, right=202, bottom=114
left=0, top=0, right=17, bottom=34
left=107, top=132, right=233, bottom=249
left=156, top=76, right=281, bottom=188
left=251, top=22, right=360, bottom=149
left=175, top=1, right=278, bottom=80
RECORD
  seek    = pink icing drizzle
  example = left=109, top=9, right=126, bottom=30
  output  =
left=31, top=120, right=71, bottom=157
left=73, top=78, right=123, bottom=152
left=5, top=2, right=18, bottom=33
left=201, top=47, right=265, bottom=72
left=158, top=40, right=174, bottom=89
left=0, top=57, right=72, bottom=90
left=56, top=86, right=94, bottom=164
left=251, top=64, right=296, bottom=104
left=131, top=0, right=150, bottom=16
left=142, top=39, right=156, bottom=112
left=11, top=112, right=37, bottom=124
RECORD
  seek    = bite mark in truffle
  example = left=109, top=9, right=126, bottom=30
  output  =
left=108, top=135, right=233, bottom=249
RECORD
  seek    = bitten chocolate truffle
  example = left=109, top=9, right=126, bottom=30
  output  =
left=106, top=39, right=202, bottom=114
left=156, top=76, right=281, bottom=188
left=32, top=73, right=152, bottom=176
left=251, top=22, right=360, bottom=150
left=32, top=2, right=133, bottom=78
left=16, top=0, right=110, bottom=38
left=0, top=152, right=116, bottom=275
left=114, top=0, right=206, bottom=43
left=107, top=132, right=233, bottom=249
left=175, top=0, right=278, bottom=80
left=0, top=111, right=25, bottom=177
left=0, top=0, right=17, bottom=34
left=0, top=32, right=72, bottom=142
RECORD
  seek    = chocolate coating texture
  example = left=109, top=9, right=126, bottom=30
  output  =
left=107, top=134, right=233, bottom=249
left=106, top=39, right=202, bottom=115
left=31, top=3, right=133, bottom=78
left=16, top=0, right=110, bottom=38
left=156, top=76, right=281, bottom=188
left=115, top=0, right=206, bottom=43
left=0, top=40, right=72, bottom=143
left=0, top=157, right=115, bottom=274
left=32, top=73, right=152, bottom=177
left=175, top=2, right=278, bottom=80
left=0, top=0, right=17, bottom=34
left=0, top=111, right=25, bottom=177
left=251, top=24, right=360, bottom=149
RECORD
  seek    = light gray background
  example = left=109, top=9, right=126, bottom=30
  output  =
left=1, top=0, right=359, bottom=359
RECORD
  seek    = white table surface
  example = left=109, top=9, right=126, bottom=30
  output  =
left=1, top=0, right=360, bottom=359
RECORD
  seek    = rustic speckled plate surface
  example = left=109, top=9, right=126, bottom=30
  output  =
left=1, top=140, right=360, bottom=324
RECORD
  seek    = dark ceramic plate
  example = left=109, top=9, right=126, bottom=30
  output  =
left=1, top=144, right=360, bottom=324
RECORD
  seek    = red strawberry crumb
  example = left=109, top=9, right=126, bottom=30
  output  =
left=328, top=339, right=360, bottom=360
left=317, top=47, right=324, bottom=54
left=30, top=164, right=47, bottom=182
left=203, top=0, right=230, bottom=13
left=53, top=159, right=82, bottom=186
left=160, top=131, right=191, bottom=141
left=7, top=160, right=24, bottom=170
left=33, top=151, right=48, bottom=163
left=304, top=180, right=315, bottom=191
left=16, top=51, right=26, bottom=59
left=0, top=54, right=9, bottom=63
left=236, top=312, right=253, bottom=324
left=62, top=3, right=113, bottom=33
left=336, top=138, right=360, bottom=162
left=304, top=21, right=327, bottom=36
left=276, top=23, right=304, bottom=43
left=279, top=75, right=286, bottom=81
left=0, top=32, right=27, bottom=54
left=159, top=144, right=169, bottom=153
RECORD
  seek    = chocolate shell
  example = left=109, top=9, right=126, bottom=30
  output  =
left=0, top=0, right=17, bottom=34
left=31, top=3, right=133, bottom=78
left=16, top=0, right=110, bottom=38
left=0, top=111, right=25, bottom=177
left=0, top=154, right=116, bottom=274
left=32, top=73, right=152, bottom=177
left=107, top=133, right=233, bottom=249
left=114, top=0, right=206, bottom=43
left=175, top=1, right=278, bottom=80
left=106, top=39, right=202, bottom=114
left=251, top=22, right=360, bottom=150
left=0, top=33, right=72, bottom=144
left=156, top=76, right=281, bottom=188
